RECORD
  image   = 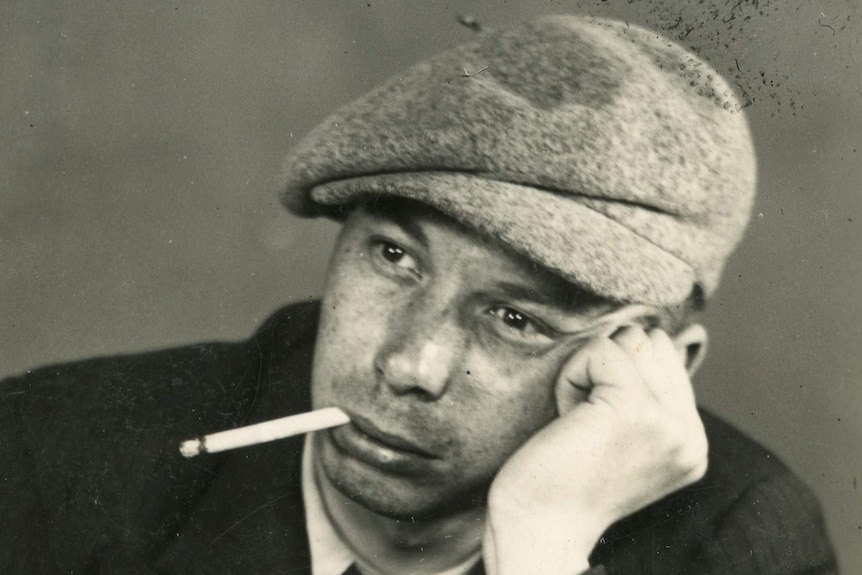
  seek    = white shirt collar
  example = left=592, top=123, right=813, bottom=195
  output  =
left=303, top=434, right=355, bottom=575
left=301, top=434, right=482, bottom=575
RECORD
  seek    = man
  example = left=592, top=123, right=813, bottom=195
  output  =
left=0, top=14, right=837, bottom=575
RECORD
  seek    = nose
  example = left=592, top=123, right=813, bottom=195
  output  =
left=374, top=304, right=463, bottom=400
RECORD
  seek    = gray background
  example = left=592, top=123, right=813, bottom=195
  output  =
left=2, top=0, right=860, bottom=571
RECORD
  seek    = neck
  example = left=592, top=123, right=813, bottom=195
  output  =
left=314, top=458, right=484, bottom=575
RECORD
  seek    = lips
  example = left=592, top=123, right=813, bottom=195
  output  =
left=348, top=412, right=438, bottom=458
left=327, top=411, right=440, bottom=475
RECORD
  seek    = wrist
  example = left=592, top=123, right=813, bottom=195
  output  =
left=484, top=499, right=606, bottom=575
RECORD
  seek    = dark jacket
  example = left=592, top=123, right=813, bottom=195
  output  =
left=0, top=301, right=837, bottom=574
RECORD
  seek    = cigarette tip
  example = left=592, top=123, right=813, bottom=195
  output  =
left=179, top=438, right=202, bottom=458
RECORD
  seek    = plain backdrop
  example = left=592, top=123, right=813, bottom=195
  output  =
left=2, top=0, right=860, bottom=571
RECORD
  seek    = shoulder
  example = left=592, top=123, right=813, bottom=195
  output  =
left=590, top=409, right=837, bottom=574
left=2, top=300, right=320, bottom=429
left=0, top=301, right=320, bottom=570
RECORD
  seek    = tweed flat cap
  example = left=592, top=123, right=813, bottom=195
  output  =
left=280, top=15, right=757, bottom=305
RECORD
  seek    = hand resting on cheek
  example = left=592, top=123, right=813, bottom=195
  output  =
left=483, top=325, right=709, bottom=575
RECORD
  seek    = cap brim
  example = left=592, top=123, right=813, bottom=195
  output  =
left=297, top=172, right=695, bottom=305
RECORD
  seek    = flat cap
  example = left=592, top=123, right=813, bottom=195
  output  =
left=280, top=15, right=757, bottom=305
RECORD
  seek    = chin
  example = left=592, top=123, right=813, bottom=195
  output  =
left=321, top=457, right=488, bottom=521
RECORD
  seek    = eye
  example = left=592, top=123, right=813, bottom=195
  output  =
left=486, top=306, right=553, bottom=345
left=380, top=242, right=406, bottom=263
left=373, top=239, right=420, bottom=277
left=489, top=306, right=531, bottom=331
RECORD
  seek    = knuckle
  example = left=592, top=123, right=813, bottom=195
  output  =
left=614, top=326, right=650, bottom=353
left=648, top=331, right=678, bottom=361
left=648, top=329, right=673, bottom=347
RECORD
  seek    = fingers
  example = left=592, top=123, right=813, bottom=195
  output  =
left=556, top=326, right=696, bottom=414
left=555, top=334, right=649, bottom=415
left=554, top=325, right=708, bottom=481
left=606, top=326, right=708, bottom=483
left=614, top=327, right=695, bottom=409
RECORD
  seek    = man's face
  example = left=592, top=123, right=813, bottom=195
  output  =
left=311, top=200, right=613, bottom=520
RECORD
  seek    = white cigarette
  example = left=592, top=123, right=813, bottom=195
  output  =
left=179, top=407, right=350, bottom=458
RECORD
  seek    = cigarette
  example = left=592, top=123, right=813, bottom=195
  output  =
left=179, top=406, right=350, bottom=458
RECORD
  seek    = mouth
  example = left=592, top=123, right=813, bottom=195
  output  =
left=326, top=411, right=439, bottom=475
left=348, top=412, right=438, bottom=458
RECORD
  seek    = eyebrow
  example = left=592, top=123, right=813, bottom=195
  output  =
left=493, top=280, right=572, bottom=310
left=494, top=279, right=617, bottom=318
left=363, top=207, right=429, bottom=248
left=361, top=204, right=612, bottom=315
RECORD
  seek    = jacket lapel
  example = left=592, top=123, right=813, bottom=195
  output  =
left=154, top=436, right=312, bottom=574
left=154, top=302, right=319, bottom=574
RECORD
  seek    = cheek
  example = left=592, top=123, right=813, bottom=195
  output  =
left=451, top=357, right=561, bottom=463
left=467, top=349, right=563, bottom=416
left=312, top=263, right=389, bottom=403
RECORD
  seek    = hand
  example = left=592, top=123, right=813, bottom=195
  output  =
left=483, top=326, right=708, bottom=575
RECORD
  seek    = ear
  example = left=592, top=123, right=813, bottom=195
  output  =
left=670, top=323, right=708, bottom=377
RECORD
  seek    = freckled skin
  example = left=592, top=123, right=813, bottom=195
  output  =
left=311, top=201, right=611, bottom=521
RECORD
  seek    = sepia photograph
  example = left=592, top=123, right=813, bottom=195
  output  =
left=2, top=1, right=859, bottom=573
